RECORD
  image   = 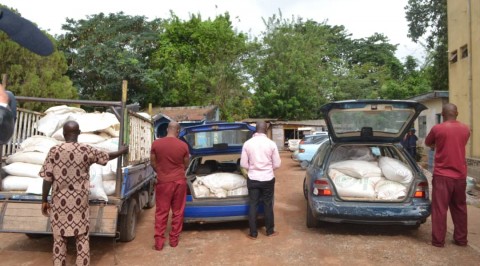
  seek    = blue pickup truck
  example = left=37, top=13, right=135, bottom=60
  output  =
left=0, top=89, right=155, bottom=242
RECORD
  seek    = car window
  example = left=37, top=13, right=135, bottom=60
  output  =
left=312, top=141, right=330, bottom=167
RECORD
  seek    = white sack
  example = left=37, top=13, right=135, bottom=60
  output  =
left=6, top=151, right=47, bottom=165
left=227, top=186, right=248, bottom=196
left=101, top=126, right=120, bottom=138
left=378, top=156, right=413, bottom=184
left=78, top=133, right=107, bottom=144
left=90, top=138, right=119, bottom=153
left=375, top=180, right=407, bottom=200
left=329, top=160, right=382, bottom=179
left=103, top=180, right=116, bottom=196
left=44, top=105, right=85, bottom=115
left=329, top=169, right=376, bottom=199
left=36, top=112, right=71, bottom=137
left=2, top=176, right=35, bottom=191
left=20, top=136, right=60, bottom=154
left=89, top=164, right=108, bottom=201
left=347, top=146, right=376, bottom=161
left=2, top=162, right=42, bottom=178
left=192, top=180, right=211, bottom=198
left=196, top=173, right=246, bottom=191
left=25, top=178, right=44, bottom=195
left=101, top=159, right=117, bottom=181
left=70, top=112, right=119, bottom=133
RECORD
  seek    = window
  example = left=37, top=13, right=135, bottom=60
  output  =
left=313, top=141, right=330, bottom=168
left=461, top=45, right=468, bottom=58
left=436, top=113, right=442, bottom=124
left=450, top=50, right=458, bottom=63
left=418, top=116, right=427, bottom=138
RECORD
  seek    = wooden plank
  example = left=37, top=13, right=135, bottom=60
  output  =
left=0, top=202, right=118, bottom=234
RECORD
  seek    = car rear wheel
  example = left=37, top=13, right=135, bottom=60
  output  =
left=306, top=201, right=319, bottom=228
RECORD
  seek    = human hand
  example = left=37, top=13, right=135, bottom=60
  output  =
left=41, top=202, right=50, bottom=217
left=121, top=144, right=129, bottom=154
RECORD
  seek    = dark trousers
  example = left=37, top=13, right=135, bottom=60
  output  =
left=247, top=177, right=275, bottom=237
left=431, top=175, right=468, bottom=246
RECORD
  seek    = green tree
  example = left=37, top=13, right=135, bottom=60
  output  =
left=150, top=12, right=254, bottom=121
left=379, top=56, right=431, bottom=99
left=405, top=0, right=448, bottom=91
left=251, top=15, right=351, bottom=120
left=56, top=12, right=163, bottom=106
left=0, top=6, right=77, bottom=111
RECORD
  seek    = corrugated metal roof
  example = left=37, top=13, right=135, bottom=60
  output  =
left=151, top=105, right=218, bottom=122
left=407, top=91, right=449, bottom=102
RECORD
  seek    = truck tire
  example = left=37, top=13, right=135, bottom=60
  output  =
left=145, top=180, right=156, bottom=209
left=306, top=202, right=319, bottom=228
left=118, top=198, right=138, bottom=242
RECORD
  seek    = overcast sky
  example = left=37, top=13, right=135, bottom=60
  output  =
left=2, top=0, right=425, bottom=61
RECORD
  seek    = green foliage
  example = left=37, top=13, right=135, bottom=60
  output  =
left=405, top=0, right=448, bottom=90
left=250, top=14, right=407, bottom=119
left=150, top=12, right=253, bottom=121
left=56, top=12, right=163, bottom=106
left=0, top=7, right=77, bottom=111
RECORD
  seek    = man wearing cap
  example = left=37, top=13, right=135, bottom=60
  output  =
left=402, top=128, right=418, bottom=160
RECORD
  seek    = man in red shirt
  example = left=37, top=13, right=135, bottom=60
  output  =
left=150, top=121, right=190, bottom=250
left=425, top=103, right=471, bottom=247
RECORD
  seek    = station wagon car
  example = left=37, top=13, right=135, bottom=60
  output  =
left=179, top=122, right=263, bottom=223
left=304, top=100, right=431, bottom=228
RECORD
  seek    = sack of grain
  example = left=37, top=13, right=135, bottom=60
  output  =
left=329, top=169, right=376, bottom=199
left=378, top=156, right=413, bottom=184
left=329, top=160, right=382, bottom=179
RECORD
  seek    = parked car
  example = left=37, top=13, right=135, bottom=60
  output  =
left=178, top=122, right=263, bottom=223
left=304, top=100, right=431, bottom=228
left=297, top=137, right=329, bottom=169
left=288, top=139, right=301, bottom=151
left=300, top=134, right=328, bottom=144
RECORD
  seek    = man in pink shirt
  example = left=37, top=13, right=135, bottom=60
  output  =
left=240, top=121, right=281, bottom=239
left=425, top=103, right=470, bottom=247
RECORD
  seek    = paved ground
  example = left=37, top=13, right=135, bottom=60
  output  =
left=1, top=151, right=480, bottom=265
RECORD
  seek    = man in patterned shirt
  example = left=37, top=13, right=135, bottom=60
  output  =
left=39, top=121, right=128, bottom=266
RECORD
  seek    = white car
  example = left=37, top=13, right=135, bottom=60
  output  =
left=288, top=139, right=301, bottom=151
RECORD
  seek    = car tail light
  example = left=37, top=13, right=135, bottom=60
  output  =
left=414, top=181, right=428, bottom=198
left=313, top=179, right=333, bottom=196
left=299, top=148, right=305, bottom=153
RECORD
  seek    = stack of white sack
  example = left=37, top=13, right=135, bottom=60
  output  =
left=328, top=169, right=380, bottom=199
left=193, top=173, right=247, bottom=198
left=34, top=105, right=124, bottom=200
left=328, top=157, right=412, bottom=200
left=36, top=105, right=121, bottom=147
left=2, top=136, right=59, bottom=193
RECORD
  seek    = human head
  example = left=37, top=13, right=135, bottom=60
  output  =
left=441, top=103, right=458, bottom=121
left=63, top=121, right=81, bottom=142
left=409, top=128, right=416, bottom=134
left=167, top=121, right=180, bottom=137
left=256, top=121, right=267, bottom=134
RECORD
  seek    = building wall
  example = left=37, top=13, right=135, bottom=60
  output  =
left=448, top=0, right=479, bottom=158
left=415, top=98, right=448, bottom=149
